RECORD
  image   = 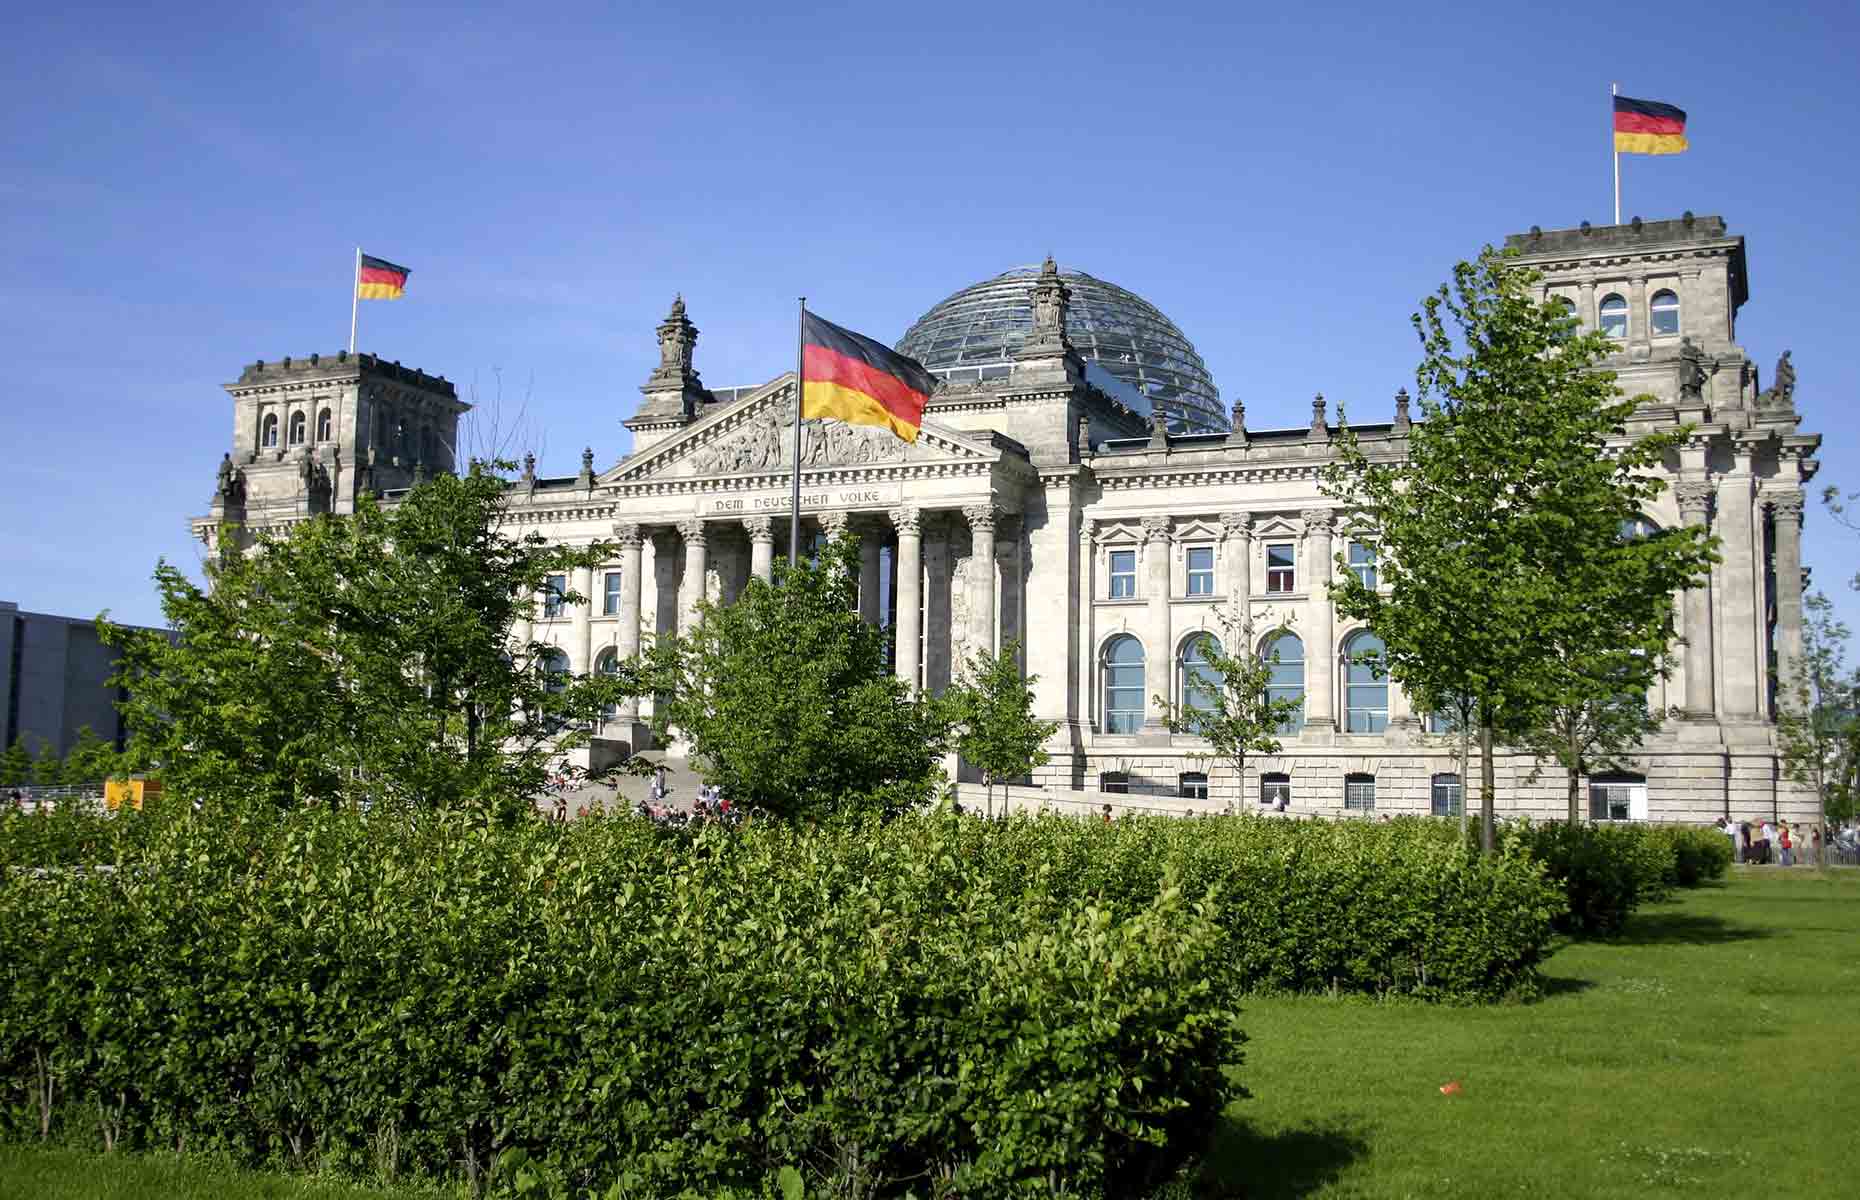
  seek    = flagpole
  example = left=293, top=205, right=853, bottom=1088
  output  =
left=790, top=297, right=805, bottom=568
left=348, top=247, right=361, bottom=355
left=1611, top=83, right=1621, bottom=226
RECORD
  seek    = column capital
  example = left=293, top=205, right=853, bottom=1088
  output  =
left=611, top=521, right=643, bottom=549
left=1301, top=508, right=1335, bottom=535
left=1766, top=491, right=1806, bottom=525
left=1220, top=510, right=1254, bottom=538
left=1675, top=481, right=1714, bottom=523
left=823, top=511, right=852, bottom=537
left=890, top=505, right=922, bottom=537
left=744, top=514, right=776, bottom=544
left=1140, top=514, right=1172, bottom=543
left=963, top=503, right=999, bottom=534
left=676, top=518, right=708, bottom=545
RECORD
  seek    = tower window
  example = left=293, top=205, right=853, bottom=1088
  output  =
left=261, top=413, right=279, bottom=448
left=1599, top=294, right=1628, bottom=339
left=316, top=407, right=333, bottom=442
left=1649, top=289, right=1680, bottom=336
left=287, top=411, right=306, bottom=446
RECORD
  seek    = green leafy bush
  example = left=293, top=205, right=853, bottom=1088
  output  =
left=1495, top=820, right=1730, bottom=937
left=0, top=807, right=1242, bottom=1198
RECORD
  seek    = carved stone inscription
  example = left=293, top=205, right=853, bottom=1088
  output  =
left=695, top=483, right=904, bottom=516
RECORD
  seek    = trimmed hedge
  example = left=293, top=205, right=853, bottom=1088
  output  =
left=1, top=806, right=1239, bottom=1198
left=1495, top=820, right=1733, bottom=937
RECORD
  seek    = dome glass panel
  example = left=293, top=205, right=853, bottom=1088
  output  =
left=896, top=266, right=1225, bottom=432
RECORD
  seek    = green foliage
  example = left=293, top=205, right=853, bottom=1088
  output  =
left=1152, top=616, right=1304, bottom=793
left=1492, top=820, right=1728, bottom=937
left=1777, top=590, right=1860, bottom=823
left=57, top=728, right=118, bottom=788
left=0, top=742, right=30, bottom=789
left=31, top=742, right=61, bottom=788
left=100, top=465, right=633, bottom=819
left=644, top=533, right=954, bottom=821
left=1326, top=247, right=1714, bottom=845
left=0, top=807, right=1243, bottom=1198
left=949, top=639, right=1057, bottom=811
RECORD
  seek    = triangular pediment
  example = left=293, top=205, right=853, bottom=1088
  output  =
left=605, top=374, right=1000, bottom=484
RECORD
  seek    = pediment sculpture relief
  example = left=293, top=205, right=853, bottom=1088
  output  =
left=685, top=400, right=913, bottom=476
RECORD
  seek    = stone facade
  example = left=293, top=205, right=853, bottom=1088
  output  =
left=193, top=216, right=1823, bottom=825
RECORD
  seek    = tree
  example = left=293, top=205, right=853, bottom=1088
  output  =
left=0, top=741, right=30, bottom=788
left=950, top=640, right=1058, bottom=817
left=103, top=464, right=633, bottom=818
left=31, top=740, right=62, bottom=787
left=60, top=726, right=119, bottom=787
left=1151, top=614, right=1304, bottom=809
left=644, top=531, right=954, bottom=821
left=1778, top=590, right=1860, bottom=823
left=1326, top=247, right=1712, bottom=848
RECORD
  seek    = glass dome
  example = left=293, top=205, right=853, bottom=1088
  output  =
left=896, top=266, right=1225, bottom=432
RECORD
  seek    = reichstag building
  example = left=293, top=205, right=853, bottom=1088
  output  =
left=195, top=214, right=1821, bottom=824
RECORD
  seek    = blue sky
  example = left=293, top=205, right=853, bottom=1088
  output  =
left=3, top=0, right=1857, bottom=637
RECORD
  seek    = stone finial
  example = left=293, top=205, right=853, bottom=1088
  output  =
left=649, top=295, right=701, bottom=389
left=1148, top=407, right=1170, bottom=451
left=1309, top=394, right=1330, bottom=441
left=521, top=452, right=537, bottom=488
left=581, top=446, right=595, bottom=473
left=1226, top=400, right=1248, bottom=448
left=1020, top=255, right=1073, bottom=356
left=1076, top=413, right=1092, bottom=457
left=1393, top=388, right=1412, bottom=434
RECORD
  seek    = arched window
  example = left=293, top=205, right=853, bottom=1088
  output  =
left=288, top=411, right=306, bottom=445
left=1552, top=295, right=1578, bottom=319
left=1261, top=631, right=1304, bottom=733
left=1649, top=289, right=1680, bottom=336
left=1342, top=630, right=1388, bottom=733
left=1101, top=635, right=1145, bottom=734
left=1177, top=633, right=1223, bottom=732
left=1619, top=515, right=1659, bottom=540
left=539, top=648, right=570, bottom=688
left=1599, top=293, right=1628, bottom=339
left=1431, top=773, right=1463, bottom=817
left=260, top=413, right=279, bottom=448
left=316, top=408, right=333, bottom=442
left=594, top=648, right=620, bottom=718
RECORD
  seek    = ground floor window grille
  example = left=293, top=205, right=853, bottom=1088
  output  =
left=1179, top=771, right=1208, bottom=800
left=1589, top=775, right=1647, bottom=821
left=1260, top=772, right=1291, bottom=809
left=1431, top=772, right=1462, bottom=817
left=1344, top=773, right=1376, bottom=811
left=1100, top=771, right=1129, bottom=795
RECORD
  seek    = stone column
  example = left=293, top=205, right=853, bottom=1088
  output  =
left=1769, top=492, right=1806, bottom=712
left=569, top=563, right=593, bottom=675
left=924, top=516, right=952, bottom=690
left=1302, top=509, right=1336, bottom=731
left=965, top=505, right=999, bottom=658
left=1629, top=274, right=1648, bottom=351
left=1675, top=483, right=1717, bottom=718
left=1221, top=511, right=1252, bottom=622
left=1717, top=448, right=1760, bottom=719
left=1578, top=279, right=1596, bottom=331
left=1680, top=269, right=1703, bottom=344
left=612, top=522, right=644, bottom=722
left=1142, top=515, right=1172, bottom=731
left=859, top=524, right=883, bottom=625
left=677, top=520, right=708, bottom=635
left=746, top=515, right=775, bottom=582
left=892, top=507, right=922, bottom=692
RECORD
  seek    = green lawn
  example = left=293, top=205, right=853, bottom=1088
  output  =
left=5, top=869, right=1854, bottom=1199
left=1198, top=867, right=1860, bottom=1198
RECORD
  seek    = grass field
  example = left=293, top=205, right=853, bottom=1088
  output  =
left=1198, top=867, right=1860, bottom=1198
left=3, top=869, right=1855, bottom=1199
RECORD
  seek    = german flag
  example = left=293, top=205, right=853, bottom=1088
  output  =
left=1614, top=95, right=1688, bottom=155
left=801, top=310, right=936, bottom=444
left=356, top=254, right=411, bottom=300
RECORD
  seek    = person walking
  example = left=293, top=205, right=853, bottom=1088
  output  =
left=1778, top=822, right=1794, bottom=868
left=1758, top=819, right=1777, bottom=865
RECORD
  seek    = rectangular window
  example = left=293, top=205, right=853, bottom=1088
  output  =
left=1179, top=771, right=1208, bottom=800
left=1588, top=780, right=1647, bottom=822
left=1344, top=775, right=1376, bottom=811
left=1186, top=546, right=1215, bottom=596
left=1266, top=543, right=1296, bottom=593
left=1109, top=549, right=1137, bottom=599
left=543, top=573, right=567, bottom=619
left=603, top=572, right=622, bottom=616
left=1100, top=771, right=1129, bottom=795
left=1260, top=773, right=1291, bottom=808
left=1348, top=541, right=1377, bottom=589
left=1431, top=773, right=1463, bottom=817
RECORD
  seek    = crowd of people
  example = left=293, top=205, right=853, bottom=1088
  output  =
left=1715, top=816, right=1860, bottom=867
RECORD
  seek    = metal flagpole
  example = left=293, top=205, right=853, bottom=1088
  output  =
left=1611, top=83, right=1621, bottom=226
left=348, top=247, right=361, bottom=355
left=790, top=297, right=806, bottom=568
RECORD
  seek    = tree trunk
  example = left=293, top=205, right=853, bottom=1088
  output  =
left=1480, top=715, right=1497, bottom=856
left=1567, top=720, right=1582, bottom=824
left=1457, top=723, right=1471, bottom=844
